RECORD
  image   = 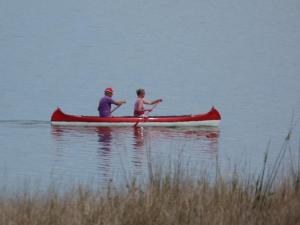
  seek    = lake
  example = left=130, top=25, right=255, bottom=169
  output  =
left=0, top=0, right=299, bottom=190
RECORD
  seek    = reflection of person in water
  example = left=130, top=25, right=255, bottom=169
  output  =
left=97, top=127, right=112, bottom=151
left=96, top=127, right=113, bottom=183
left=132, top=127, right=147, bottom=175
left=133, top=127, right=145, bottom=150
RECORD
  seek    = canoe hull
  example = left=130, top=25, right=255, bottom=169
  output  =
left=51, top=107, right=221, bottom=127
left=51, top=120, right=220, bottom=127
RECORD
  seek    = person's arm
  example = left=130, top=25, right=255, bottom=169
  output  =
left=112, top=99, right=126, bottom=106
left=143, top=99, right=162, bottom=112
left=150, top=99, right=163, bottom=105
left=143, top=99, right=162, bottom=105
left=142, top=99, right=151, bottom=112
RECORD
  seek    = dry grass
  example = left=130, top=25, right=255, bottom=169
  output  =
left=0, top=165, right=299, bottom=225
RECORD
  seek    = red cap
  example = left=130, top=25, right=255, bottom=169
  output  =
left=104, top=87, right=113, bottom=93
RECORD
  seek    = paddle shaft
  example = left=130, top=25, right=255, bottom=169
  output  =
left=145, top=102, right=159, bottom=116
left=110, top=105, right=121, bottom=114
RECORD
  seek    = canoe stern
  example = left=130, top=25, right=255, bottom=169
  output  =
left=209, top=106, right=221, bottom=120
left=51, top=107, right=65, bottom=121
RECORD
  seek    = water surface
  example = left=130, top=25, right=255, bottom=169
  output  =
left=0, top=0, right=299, bottom=189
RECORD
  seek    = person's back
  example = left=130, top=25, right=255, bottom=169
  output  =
left=98, top=95, right=113, bottom=117
left=133, top=89, right=162, bottom=117
left=134, top=97, right=146, bottom=117
left=98, top=88, right=126, bottom=117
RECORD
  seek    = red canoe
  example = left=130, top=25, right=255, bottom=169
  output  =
left=51, top=107, right=221, bottom=127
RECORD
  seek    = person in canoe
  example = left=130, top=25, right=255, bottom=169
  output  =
left=98, top=87, right=126, bottom=117
left=134, top=88, right=162, bottom=117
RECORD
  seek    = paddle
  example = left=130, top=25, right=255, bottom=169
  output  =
left=134, top=102, right=160, bottom=127
left=145, top=102, right=159, bottom=116
left=110, top=104, right=122, bottom=114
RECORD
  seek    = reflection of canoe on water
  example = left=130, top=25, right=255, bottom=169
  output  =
left=51, top=107, right=221, bottom=127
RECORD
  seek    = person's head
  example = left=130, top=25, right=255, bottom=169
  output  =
left=136, top=89, right=145, bottom=98
left=104, top=87, right=113, bottom=97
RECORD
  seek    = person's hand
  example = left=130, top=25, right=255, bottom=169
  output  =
left=117, top=100, right=126, bottom=106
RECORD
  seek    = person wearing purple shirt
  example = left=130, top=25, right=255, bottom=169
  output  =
left=98, top=87, right=126, bottom=117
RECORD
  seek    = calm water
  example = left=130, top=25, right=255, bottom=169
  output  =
left=0, top=0, right=300, bottom=189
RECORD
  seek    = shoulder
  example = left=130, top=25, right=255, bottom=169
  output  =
left=101, top=96, right=112, bottom=102
left=135, top=98, right=142, bottom=103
